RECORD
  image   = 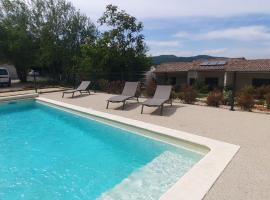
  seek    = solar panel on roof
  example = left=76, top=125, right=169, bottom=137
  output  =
left=208, top=61, right=218, bottom=65
left=217, top=61, right=227, bottom=65
left=200, top=61, right=209, bottom=66
left=200, top=60, right=227, bottom=66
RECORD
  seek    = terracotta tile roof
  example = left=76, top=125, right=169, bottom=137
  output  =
left=154, top=62, right=197, bottom=73
left=227, top=59, right=270, bottom=72
left=154, top=58, right=270, bottom=73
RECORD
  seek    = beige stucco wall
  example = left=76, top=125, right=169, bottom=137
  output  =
left=198, top=72, right=270, bottom=89
left=234, top=72, right=270, bottom=90
left=156, top=71, right=270, bottom=90
left=156, top=72, right=187, bottom=86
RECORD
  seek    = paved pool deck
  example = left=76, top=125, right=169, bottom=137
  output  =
left=0, top=87, right=69, bottom=97
left=40, top=91, right=270, bottom=200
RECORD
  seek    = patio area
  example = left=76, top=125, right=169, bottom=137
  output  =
left=38, top=91, right=270, bottom=200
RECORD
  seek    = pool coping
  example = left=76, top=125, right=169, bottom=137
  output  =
left=0, top=93, right=38, bottom=101
left=2, top=94, right=240, bottom=200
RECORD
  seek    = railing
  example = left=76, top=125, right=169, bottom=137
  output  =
left=0, top=70, right=149, bottom=97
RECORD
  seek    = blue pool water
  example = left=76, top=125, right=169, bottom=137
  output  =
left=0, top=100, right=203, bottom=200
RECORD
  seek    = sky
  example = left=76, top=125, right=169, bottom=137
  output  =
left=70, top=0, right=270, bottom=59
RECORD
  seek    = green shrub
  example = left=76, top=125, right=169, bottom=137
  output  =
left=173, top=85, right=181, bottom=93
left=223, top=90, right=233, bottom=105
left=256, top=99, right=265, bottom=105
left=171, top=91, right=177, bottom=99
left=97, top=79, right=109, bottom=92
left=171, top=91, right=182, bottom=100
left=224, top=85, right=233, bottom=91
left=178, top=92, right=184, bottom=100
left=255, top=85, right=270, bottom=99
left=171, top=85, right=182, bottom=99
left=265, top=93, right=270, bottom=109
left=236, top=87, right=255, bottom=111
left=180, top=85, right=197, bottom=104
left=241, top=85, right=256, bottom=96
left=194, top=80, right=209, bottom=94
left=197, top=92, right=209, bottom=98
left=206, top=90, right=224, bottom=107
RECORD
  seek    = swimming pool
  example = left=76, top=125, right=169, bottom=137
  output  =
left=0, top=99, right=205, bottom=200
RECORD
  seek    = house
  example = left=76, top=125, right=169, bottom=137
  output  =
left=154, top=58, right=270, bottom=90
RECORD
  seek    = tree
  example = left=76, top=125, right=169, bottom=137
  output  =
left=0, top=2, right=150, bottom=83
left=0, top=0, right=36, bottom=81
left=31, top=0, right=96, bottom=81
left=79, top=4, right=150, bottom=81
left=0, top=0, right=97, bottom=82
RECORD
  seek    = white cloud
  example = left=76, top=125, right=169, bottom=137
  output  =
left=70, top=0, right=270, bottom=20
left=147, top=40, right=181, bottom=47
left=199, top=26, right=270, bottom=41
left=168, top=28, right=270, bottom=58
left=147, top=40, right=185, bottom=56
left=67, top=1, right=270, bottom=58
left=173, top=26, right=270, bottom=42
left=201, top=48, right=228, bottom=55
left=217, top=47, right=270, bottom=59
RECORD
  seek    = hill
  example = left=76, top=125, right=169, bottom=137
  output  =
left=150, top=55, right=227, bottom=65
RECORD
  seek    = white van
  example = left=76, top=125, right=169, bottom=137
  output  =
left=0, top=67, right=11, bottom=86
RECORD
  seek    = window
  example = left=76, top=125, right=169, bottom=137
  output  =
left=0, top=69, right=8, bottom=76
left=169, top=77, right=176, bottom=85
left=189, top=78, right=195, bottom=85
left=252, top=79, right=270, bottom=87
left=205, top=78, right=219, bottom=90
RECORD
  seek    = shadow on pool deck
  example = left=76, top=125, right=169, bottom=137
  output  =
left=146, top=104, right=185, bottom=116
left=64, top=93, right=95, bottom=99
left=112, top=102, right=141, bottom=111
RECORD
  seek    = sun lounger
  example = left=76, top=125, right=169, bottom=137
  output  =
left=141, top=85, right=172, bottom=115
left=106, top=82, right=139, bottom=110
left=62, top=81, right=91, bottom=98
